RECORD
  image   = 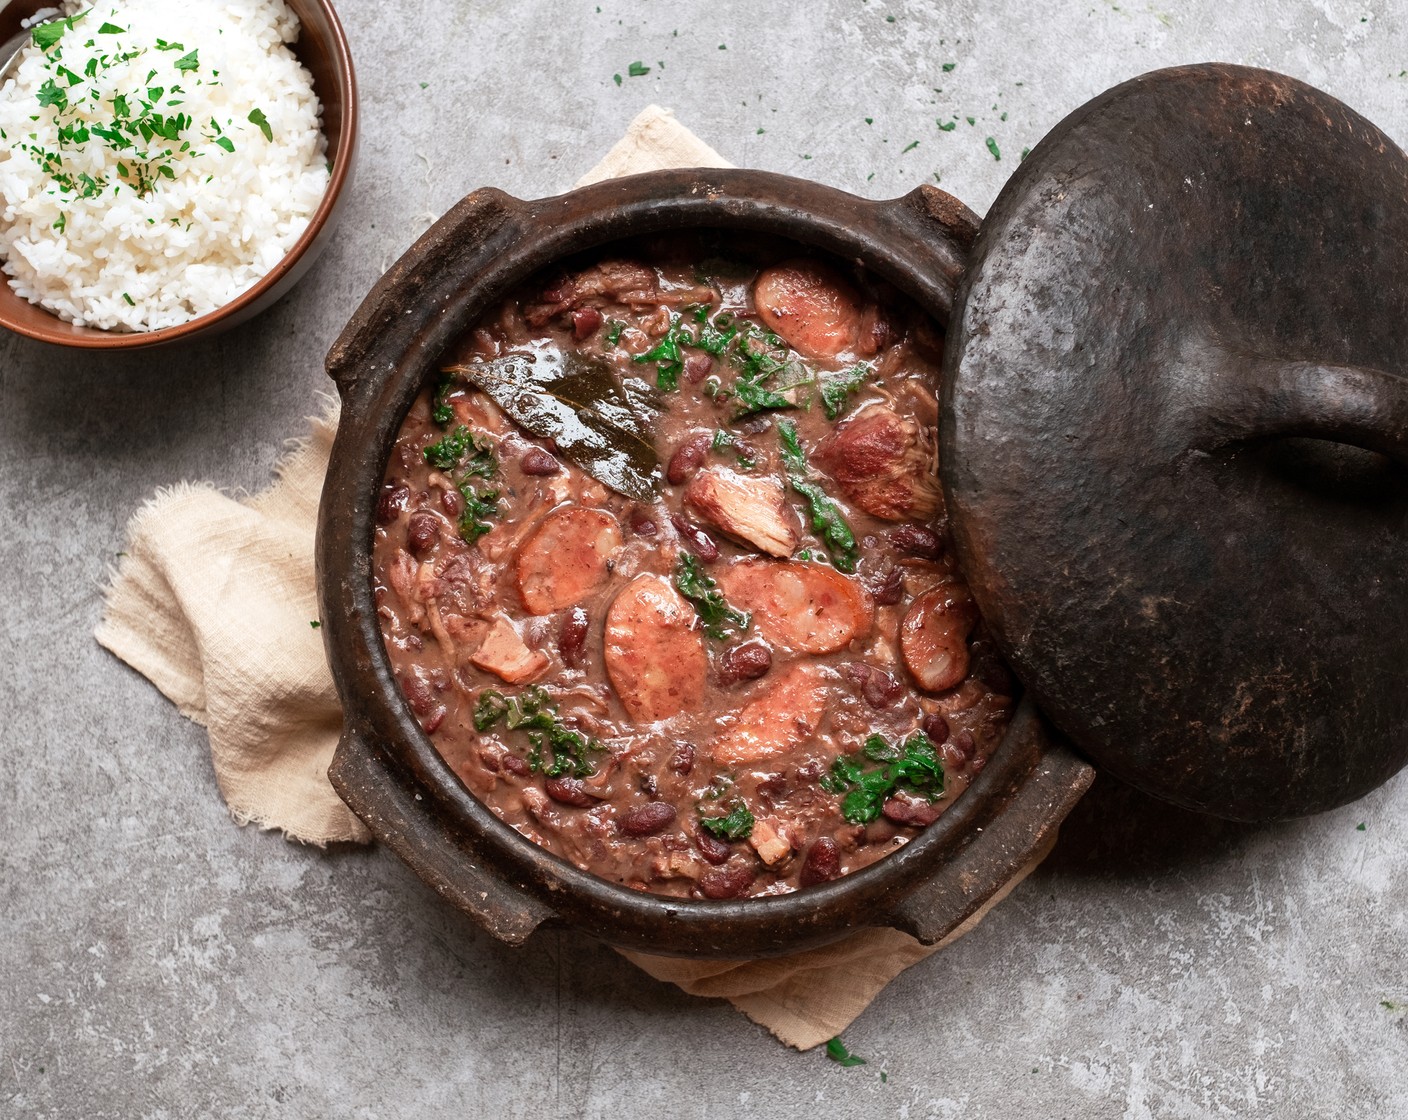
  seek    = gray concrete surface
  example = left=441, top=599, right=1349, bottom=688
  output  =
left=4, top=0, right=1408, bottom=1116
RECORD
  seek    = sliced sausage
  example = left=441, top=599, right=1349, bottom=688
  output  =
left=517, top=506, right=623, bottom=615
left=719, top=559, right=873, bottom=654
left=712, top=663, right=829, bottom=766
left=900, top=584, right=979, bottom=692
left=752, top=260, right=864, bottom=360
left=604, top=574, right=708, bottom=722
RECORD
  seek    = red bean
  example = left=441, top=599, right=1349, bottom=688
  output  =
left=376, top=483, right=410, bottom=525
left=502, top=755, right=531, bottom=777
left=881, top=793, right=943, bottom=826
left=699, top=861, right=756, bottom=899
left=631, top=514, right=659, bottom=537
left=684, top=353, right=713, bottom=383
left=400, top=675, right=437, bottom=716
left=558, top=606, right=589, bottom=668
left=520, top=447, right=561, bottom=475
left=440, top=488, right=464, bottom=518
left=950, top=729, right=976, bottom=761
left=921, top=712, right=950, bottom=743
left=871, top=564, right=905, bottom=606
left=695, top=827, right=732, bottom=865
left=669, top=744, right=695, bottom=774
left=666, top=434, right=710, bottom=485
left=571, top=306, right=603, bottom=340
left=861, top=668, right=903, bottom=710
left=670, top=514, right=718, bottom=561
left=619, top=801, right=677, bottom=836
left=545, top=777, right=596, bottom=807
left=799, top=837, right=842, bottom=887
left=406, top=511, right=439, bottom=556
left=888, top=524, right=944, bottom=559
left=717, top=640, right=772, bottom=685
left=421, top=706, right=447, bottom=734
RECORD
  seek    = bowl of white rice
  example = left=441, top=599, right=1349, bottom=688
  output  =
left=0, top=0, right=355, bottom=348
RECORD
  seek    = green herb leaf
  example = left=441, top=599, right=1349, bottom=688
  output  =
left=423, top=424, right=497, bottom=473
left=213, top=136, right=235, bottom=153
left=431, top=372, right=458, bottom=426
left=777, top=420, right=858, bottom=572
left=986, top=136, right=1001, bottom=160
left=634, top=315, right=687, bottom=389
left=473, top=686, right=601, bottom=777
left=938, top=120, right=956, bottom=132
left=902, top=140, right=919, bottom=153
left=174, top=50, right=199, bottom=72
left=154, top=38, right=185, bottom=51
left=819, top=364, right=869, bottom=420
left=825, top=1038, right=868, bottom=1067
left=627, top=60, right=651, bottom=77
left=941, top=61, right=957, bottom=72
left=36, top=79, right=68, bottom=111
left=822, top=731, right=945, bottom=824
left=33, top=22, right=68, bottom=50
left=309, top=620, right=321, bottom=629
left=674, top=553, right=750, bottom=640
left=98, top=21, right=125, bottom=34
left=612, top=73, right=622, bottom=86
left=247, top=107, right=272, bottom=142
left=121, top=292, right=135, bottom=306
left=447, top=351, right=662, bottom=501
left=457, top=483, right=500, bottom=543
left=700, top=802, right=755, bottom=840
left=604, top=320, right=625, bottom=346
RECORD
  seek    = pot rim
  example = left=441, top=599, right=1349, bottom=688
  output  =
left=317, top=167, right=1091, bottom=956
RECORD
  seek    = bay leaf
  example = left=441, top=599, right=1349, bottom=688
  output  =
left=444, top=350, right=662, bottom=501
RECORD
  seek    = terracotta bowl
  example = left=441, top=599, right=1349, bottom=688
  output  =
left=0, top=0, right=357, bottom=349
left=316, top=169, right=1096, bottom=959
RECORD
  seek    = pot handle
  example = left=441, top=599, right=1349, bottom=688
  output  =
left=328, top=724, right=554, bottom=947
left=324, top=188, right=524, bottom=401
left=885, top=735, right=1094, bottom=946
left=1200, top=349, right=1408, bottom=467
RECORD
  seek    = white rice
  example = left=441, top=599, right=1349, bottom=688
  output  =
left=0, top=0, right=330, bottom=331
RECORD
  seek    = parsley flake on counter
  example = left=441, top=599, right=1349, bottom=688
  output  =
left=627, top=60, right=650, bottom=77
left=825, top=1038, right=868, bottom=1067
left=901, top=140, right=919, bottom=153
left=309, top=620, right=321, bottom=629
left=613, top=73, right=623, bottom=86
left=986, top=136, right=1001, bottom=160
left=938, top=120, right=956, bottom=132
left=942, top=61, right=957, bottom=72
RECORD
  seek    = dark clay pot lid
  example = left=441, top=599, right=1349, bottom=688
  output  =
left=943, top=63, right=1408, bottom=821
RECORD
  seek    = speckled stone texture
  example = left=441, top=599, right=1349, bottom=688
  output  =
left=2, top=1, right=1406, bottom=1117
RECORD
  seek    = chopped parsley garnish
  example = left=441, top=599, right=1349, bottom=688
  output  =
left=674, top=553, right=750, bottom=640
left=941, top=61, right=957, bottom=72
left=247, top=107, right=272, bottom=141
left=730, top=325, right=812, bottom=416
left=819, top=364, right=869, bottom=420
left=309, top=620, right=321, bottom=629
left=627, top=60, right=651, bottom=77
left=700, top=802, right=755, bottom=840
left=98, top=22, right=126, bottom=34
left=33, top=11, right=86, bottom=52
left=604, top=319, right=625, bottom=346
left=473, top=686, right=602, bottom=777
left=710, top=428, right=755, bottom=469
left=986, top=136, right=1001, bottom=160
left=121, top=292, right=135, bottom=306
left=820, top=731, right=945, bottom=824
left=901, top=140, right=919, bottom=153
left=173, top=50, right=199, bottom=72
left=778, top=420, right=858, bottom=573
left=825, top=1038, right=868, bottom=1067
left=937, top=120, right=956, bottom=132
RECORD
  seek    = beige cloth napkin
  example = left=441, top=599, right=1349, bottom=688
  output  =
left=96, top=105, right=1052, bottom=1050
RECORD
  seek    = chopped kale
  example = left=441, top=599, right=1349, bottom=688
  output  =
left=820, top=731, right=945, bottom=824
left=423, top=425, right=495, bottom=473
left=819, top=364, right=869, bottom=420
left=473, top=686, right=601, bottom=777
left=674, top=553, right=750, bottom=640
left=431, top=372, right=458, bottom=426
left=700, top=802, right=755, bottom=840
left=456, top=483, right=500, bottom=543
left=777, top=420, right=858, bottom=573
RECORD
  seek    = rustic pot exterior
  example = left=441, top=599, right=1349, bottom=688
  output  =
left=317, top=169, right=1094, bottom=958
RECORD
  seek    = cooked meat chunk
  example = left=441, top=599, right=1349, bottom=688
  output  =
left=815, top=404, right=943, bottom=522
left=685, top=469, right=799, bottom=558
